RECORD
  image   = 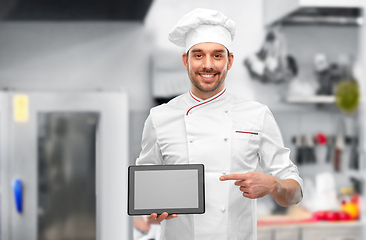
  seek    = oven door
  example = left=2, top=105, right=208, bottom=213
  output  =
left=0, top=91, right=129, bottom=240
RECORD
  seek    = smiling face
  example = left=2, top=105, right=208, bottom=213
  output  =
left=182, top=42, right=234, bottom=100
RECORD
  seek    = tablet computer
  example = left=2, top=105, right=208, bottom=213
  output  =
left=128, top=164, right=205, bottom=215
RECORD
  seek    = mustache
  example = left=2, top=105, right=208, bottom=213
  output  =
left=196, top=70, right=219, bottom=74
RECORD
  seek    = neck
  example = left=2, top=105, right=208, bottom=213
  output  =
left=190, top=86, right=225, bottom=100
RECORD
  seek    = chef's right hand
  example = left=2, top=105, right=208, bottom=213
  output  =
left=149, top=212, right=177, bottom=223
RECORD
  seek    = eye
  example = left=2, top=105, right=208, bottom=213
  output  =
left=194, top=54, right=202, bottom=58
left=214, top=54, right=222, bottom=58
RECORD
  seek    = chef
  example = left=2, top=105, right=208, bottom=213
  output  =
left=136, top=8, right=303, bottom=240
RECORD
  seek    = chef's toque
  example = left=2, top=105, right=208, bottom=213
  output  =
left=168, top=8, right=236, bottom=53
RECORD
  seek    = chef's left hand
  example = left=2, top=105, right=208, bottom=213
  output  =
left=219, top=171, right=278, bottom=199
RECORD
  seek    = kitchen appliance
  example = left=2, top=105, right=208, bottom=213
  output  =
left=264, top=0, right=362, bottom=26
left=0, top=91, right=129, bottom=240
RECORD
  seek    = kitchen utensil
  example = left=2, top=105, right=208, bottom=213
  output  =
left=307, top=134, right=317, bottom=163
left=315, top=132, right=327, bottom=145
left=314, top=54, right=332, bottom=95
left=244, top=32, right=272, bottom=80
left=334, top=120, right=345, bottom=172
left=295, top=135, right=303, bottom=165
left=301, top=134, right=317, bottom=163
left=302, top=135, right=311, bottom=163
left=325, top=136, right=334, bottom=163
left=314, top=172, right=338, bottom=211
left=314, top=53, right=346, bottom=96
left=349, top=137, right=359, bottom=170
left=244, top=29, right=297, bottom=83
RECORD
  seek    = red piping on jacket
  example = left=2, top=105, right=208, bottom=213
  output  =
left=236, top=131, right=258, bottom=135
left=189, top=91, right=201, bottom=102
left=186, top=89, right=226, bottom=116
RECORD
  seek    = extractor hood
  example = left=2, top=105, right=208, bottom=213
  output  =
left=264, top=0, right=363, bottom=26
left=0, top=0, right=153, bottom=21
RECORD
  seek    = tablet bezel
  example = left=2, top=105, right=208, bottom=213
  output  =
left=128, top=164, right=205, bottom=215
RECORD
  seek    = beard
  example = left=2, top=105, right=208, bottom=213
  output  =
left=187, top=66, right=228, bottom=94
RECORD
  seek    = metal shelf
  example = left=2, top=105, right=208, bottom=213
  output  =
left=285, top=95, right=336, bottom=104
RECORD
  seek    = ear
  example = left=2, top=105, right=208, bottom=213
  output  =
left=227, top=52, right=234, bottom=70
left=182, top=53, right=189, bottom=70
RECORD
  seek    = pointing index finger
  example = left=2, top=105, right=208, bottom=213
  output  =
left=220, top=173, right=246, bottom=181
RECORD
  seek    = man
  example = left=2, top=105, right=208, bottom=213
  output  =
left=136, top=8, right=303, bottom=240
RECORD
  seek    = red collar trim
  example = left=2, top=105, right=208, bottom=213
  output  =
left=186, top=89, right=226, bottom=116
left=189, top=91, right=201, bottom=102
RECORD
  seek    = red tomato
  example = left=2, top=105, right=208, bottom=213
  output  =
left=338, top=211, right=351, bottom=221
left=325, top=211, right=339, bottom=221
left=313, top=211, right=327, bottom=221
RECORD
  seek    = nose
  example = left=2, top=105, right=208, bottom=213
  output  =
left=203, top=56, right=213, bottom=70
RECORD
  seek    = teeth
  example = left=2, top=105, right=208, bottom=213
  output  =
left=201, top=74, right=215, bottom=78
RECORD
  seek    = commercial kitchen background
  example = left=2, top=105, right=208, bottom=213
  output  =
left=1, top=0, right=366, bottom=239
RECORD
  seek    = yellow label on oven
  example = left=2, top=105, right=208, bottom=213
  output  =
left=14, top=95, right=29, bottom=122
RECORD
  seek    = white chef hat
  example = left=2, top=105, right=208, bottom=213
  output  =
left=168, top=8, right=236, bottom=53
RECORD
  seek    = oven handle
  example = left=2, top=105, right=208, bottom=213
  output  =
left=13, top=178, right=23, bottom=213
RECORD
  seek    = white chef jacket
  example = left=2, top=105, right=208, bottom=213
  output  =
left=136, top=88, right=303, bottom=240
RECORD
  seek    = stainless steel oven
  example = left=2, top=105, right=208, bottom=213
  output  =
left=0, top=91, right=129, bottom=240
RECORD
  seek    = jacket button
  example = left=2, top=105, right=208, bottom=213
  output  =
left=224, top=110, right=228, bottom=113
left=222, top=171, right=226, bottom=175
left=221, top=207, right=226, bottom=212
left=190, top=139, right=193, bottom=143
left=224, top=138, right=228, bottom=141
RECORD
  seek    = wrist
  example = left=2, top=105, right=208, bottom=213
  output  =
left=269, top=176, right=281, bottom=197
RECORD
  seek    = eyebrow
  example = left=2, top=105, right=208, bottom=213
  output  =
left=190, top=49, right=203, bottom=53
left=190, top=49, right=226, bottom=53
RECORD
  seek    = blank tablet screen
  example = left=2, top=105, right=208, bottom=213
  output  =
left=128, top=164, right=205, bottom=215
